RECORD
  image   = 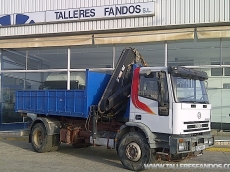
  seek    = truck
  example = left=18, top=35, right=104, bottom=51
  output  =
left=15, top=47, right=214, bottom=171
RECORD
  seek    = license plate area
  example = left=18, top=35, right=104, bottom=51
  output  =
left=195, top=144, right=205, bottom=151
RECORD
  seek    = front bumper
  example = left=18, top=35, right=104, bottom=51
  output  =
left=169, top=133, right=214, bottom=154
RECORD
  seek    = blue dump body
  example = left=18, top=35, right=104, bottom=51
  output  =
left=15, top=70, right=111, bottom=119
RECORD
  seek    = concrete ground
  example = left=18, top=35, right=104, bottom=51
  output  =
left=0, top=136, right=230, bottom=172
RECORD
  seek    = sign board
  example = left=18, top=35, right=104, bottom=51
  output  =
left=0, top=2, right=155, bottom=27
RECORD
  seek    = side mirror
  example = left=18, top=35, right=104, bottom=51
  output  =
left=205, top=81, right=208, bottom=90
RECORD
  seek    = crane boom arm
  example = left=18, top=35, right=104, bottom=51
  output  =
left=98, top=47, right=147, bottom=116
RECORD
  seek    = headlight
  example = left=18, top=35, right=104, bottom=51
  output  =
left=209, top=138, right=214, bottom=145
left=178, top=142, right=189, bottom=152
left=204, top=139, right=209, bottom=144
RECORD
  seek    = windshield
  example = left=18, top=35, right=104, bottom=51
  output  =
left=171, top=76, right=209, bottom=103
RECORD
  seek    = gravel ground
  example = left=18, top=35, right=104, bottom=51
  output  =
left=0, top=139, right=230, bottom=172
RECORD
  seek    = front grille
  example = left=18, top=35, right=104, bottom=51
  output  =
left=184, top=127, right=209, bottom=132
left=184, top=120, right=209, bottom=124
left=184, top=121, right=209, bottom=132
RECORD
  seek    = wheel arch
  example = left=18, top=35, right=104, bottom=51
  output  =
left=115, top=122, right=157, bottom=152
left=29, top=117, right=61, bottom=143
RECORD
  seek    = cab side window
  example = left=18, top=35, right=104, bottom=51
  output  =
left=139, top=72, right=158, bottom=101
left=138, top=71, right=169, bottom=116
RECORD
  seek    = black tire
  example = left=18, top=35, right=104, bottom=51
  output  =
left=50, top=145, right=59, bottom=152
left=118, top=132, right=152, bottom=171
left=50, top=134, right=60, bottom=152
left=31, top=123, right=53, bottom=153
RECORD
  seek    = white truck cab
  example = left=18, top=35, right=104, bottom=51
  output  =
left=128, top=66, right=213, bottom=155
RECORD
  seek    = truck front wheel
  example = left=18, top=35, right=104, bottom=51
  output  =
left=118, top=132, right=152, bottom=171
left=31, top=123, right=53, bottom=153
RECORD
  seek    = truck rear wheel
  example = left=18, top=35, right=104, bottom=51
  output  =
left=118, top=132, right=152, bottom=171
left=31, top=123, right=53, bottom=153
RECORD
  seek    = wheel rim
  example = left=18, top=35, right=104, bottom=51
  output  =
left=125, top=142, right=141, bottom=162
left=33, top=129, right=44, bottom=146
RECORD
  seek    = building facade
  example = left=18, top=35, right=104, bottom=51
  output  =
left=0, top=0, right=230, bottom=131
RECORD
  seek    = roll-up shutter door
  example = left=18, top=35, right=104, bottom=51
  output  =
left=0, top=35, right=93, bottom=48
left=197, top=26, right=230, bottom=39
left=0, top=28, right=195, bottom=48
left=94, top=28, right=194, bottom=44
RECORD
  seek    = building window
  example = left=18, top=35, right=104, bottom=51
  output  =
left=211, top=62, right=223, bottom=76
left=210, top=62, right=230, bottom=76
left=224, top=62, right=230, bottom=76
